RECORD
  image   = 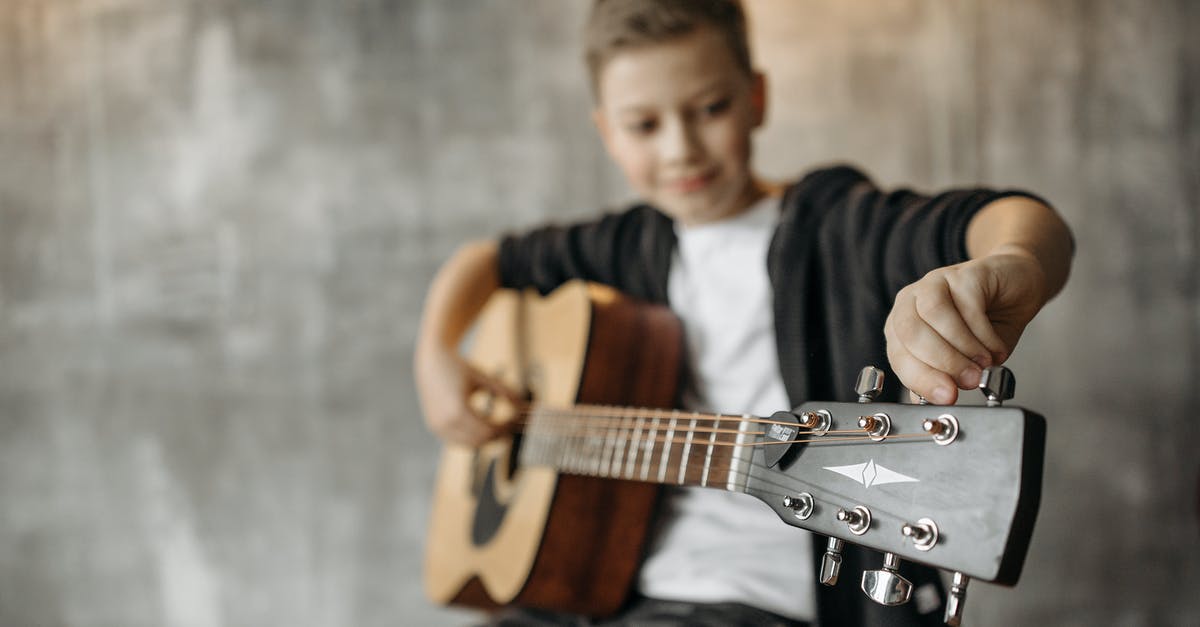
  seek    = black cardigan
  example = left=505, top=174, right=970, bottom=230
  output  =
left=498, top=164, right=1041, bottom=627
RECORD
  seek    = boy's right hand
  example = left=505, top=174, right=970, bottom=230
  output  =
left=415, top=346, right=520, bottom=448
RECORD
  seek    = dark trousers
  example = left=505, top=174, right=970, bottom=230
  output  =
left=481, top=596, right=809, bottom=627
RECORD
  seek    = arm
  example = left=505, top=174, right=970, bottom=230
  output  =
left=414, top=239, right=514, bottom=446
left=884, top=196, right=1073, bottom=404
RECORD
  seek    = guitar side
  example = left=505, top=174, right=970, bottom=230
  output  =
left=423, top=281, right=683, bottom=616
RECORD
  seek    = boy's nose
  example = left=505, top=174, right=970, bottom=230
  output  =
left=659, top=118, right=703, bottom=164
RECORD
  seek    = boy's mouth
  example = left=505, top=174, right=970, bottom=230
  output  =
left=667, top=169, right=718, bottom=194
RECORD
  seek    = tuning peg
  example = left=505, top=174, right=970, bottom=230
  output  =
left=944, top=572, right=969, bottom=626
left=861, top=552, right=913, bottom=606
left=836, top=506, right=872, bottom=535
left=855, top=366, right=885, bottom=403
left=978, top=366, right=1015, bottom=407
left=819, top=537, right=845, bottom=586
left=900, top=518, right=939, bottom=551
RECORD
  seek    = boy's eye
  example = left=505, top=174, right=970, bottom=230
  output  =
left=626, top=119, right=658, bottom=135
left=703, top=98, right=732, bottom=117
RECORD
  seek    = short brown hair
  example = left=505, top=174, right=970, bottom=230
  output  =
left=583, top=0, right=753, bottom=99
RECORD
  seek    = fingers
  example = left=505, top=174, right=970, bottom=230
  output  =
left=917, top=278, right=1008, bottom=366
left=444, top=409, right=504, bottom=447
left=887, top=329, right=960, bottom=405
left=886, top=267, right=1011, bottom=404
left=415, top=350, right=516, bottom=448
left=440, top=372, right=518, bottom=447
left=465, top=365, right=526, bottom=406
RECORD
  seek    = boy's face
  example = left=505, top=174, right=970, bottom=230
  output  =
left=592, top=27, right=765, bottom=226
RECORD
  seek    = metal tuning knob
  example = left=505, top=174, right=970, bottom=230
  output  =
left=857, top=412, right=891, bottom=441
left=836, top=506, right=871, bottom=536
left=855, top=366, right=885, bottom=403
left=782, top=493, right=814, bottom=520
left=944, top=572, right=970, bottom=626
left=900, top=518, right=939, bottom=551
left=978, top=366, right=1015, bottom=407
left=798, top=410, right=832, bottom=436
left=861, top=552, right=913, bottom=606
left=819, top=537, right=844, bottom=586
left=922, top=414, right=959, bottom=445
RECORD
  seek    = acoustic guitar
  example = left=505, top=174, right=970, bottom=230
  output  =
left=423, top=281, right=1044, bottom=625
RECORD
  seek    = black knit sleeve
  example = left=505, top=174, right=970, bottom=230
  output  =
left=496, top=205, right=675, bottom=303
left=808, top=166, right=1050, bottom=298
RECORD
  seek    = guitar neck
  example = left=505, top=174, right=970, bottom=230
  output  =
left=519, top=404, right=758, bottom=492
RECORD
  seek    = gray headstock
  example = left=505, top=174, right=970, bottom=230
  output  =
left=746, top=366, right=1044, bottom=625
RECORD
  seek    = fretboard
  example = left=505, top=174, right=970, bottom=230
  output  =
left=519, top=404, right=757, bottom=492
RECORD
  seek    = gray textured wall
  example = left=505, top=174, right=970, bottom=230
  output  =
left=1, top=1, right=1197, bottom=626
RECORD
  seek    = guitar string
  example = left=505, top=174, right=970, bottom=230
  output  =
left=511, top=420, right=952, bottom=535
left=503, top=404, right=867, bottom=430
left=513, top=423, right=937, bottom=522
left=521, top=430, right=932, bottom=447
left=502, top=406, right=941, bottom=501
left=513, top=421, right=934, bottom=447
left=518, top=434, right=930, bottom=500
left=509, top=411, right=874, bottom=437
left=517, top=429, right=931, bottom=488
left=513, top=412, right=872, bottom=437
left=494, top=404, right=939, bottom=439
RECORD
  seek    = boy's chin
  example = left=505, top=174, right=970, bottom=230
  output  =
left=656, top=195, right=740, bottom=226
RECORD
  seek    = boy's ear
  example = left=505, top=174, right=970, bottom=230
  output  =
left=751, top=71, right=767, bottom=129
left=592, top=108, right=614, bottom=155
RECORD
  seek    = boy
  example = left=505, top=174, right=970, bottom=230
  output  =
left=415, top=1, right=1073, bottom=625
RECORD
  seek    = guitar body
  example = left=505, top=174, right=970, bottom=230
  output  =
left=424, top=281, right=683, bottom=616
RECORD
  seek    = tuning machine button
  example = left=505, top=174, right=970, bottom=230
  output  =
left=836, top=505, right=871, bottom=535
left=855, top=366, right=885, bottom=402
left=922, top=413, right=959, bottom=445
left=861, top=552, right=913, bottom=606
left=782, top=493, right=814, bottom=520
left=978, top=366, right=1015, bottom=407
left=798, top=410, right=832, bottom=436
left=857, top=412, right=891, bottom=441
left=819, top=537, right=844, bottom=586
left=944, top=572, right=970, bottom=626
left=900, top=518, right=939, bottom=551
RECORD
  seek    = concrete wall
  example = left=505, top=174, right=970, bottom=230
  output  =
left=1, top=1, right=1196, bottom=625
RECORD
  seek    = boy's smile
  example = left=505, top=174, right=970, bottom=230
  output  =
left=592, top=27, right=768, bottom=226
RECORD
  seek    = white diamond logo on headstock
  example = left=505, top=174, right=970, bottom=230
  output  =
left=824, top=460, right=919, bottom=488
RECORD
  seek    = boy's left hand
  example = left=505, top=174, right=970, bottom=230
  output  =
left=884, top=247, right=1048, bottom=405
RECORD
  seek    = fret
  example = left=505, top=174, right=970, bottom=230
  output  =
left=640, top=413, right=659, bottom=481
left=701, top=414, right=721, bottom=487
left=570, top=414, right=582, bottom=473
left=679, top=413, right=698, bottom=484
left=554, top=410, right=568, bottom=468
left=587, top=415, right=602, bottom=476
left=526, top=409, right=543, bottom=466
left=576, top=417, right=587, bottom=475
left=564, top=416, right=576, bottom=473
left=571, top=413, right=584, bottom=473
left=657, top=411, right=677, bottom=483
left=600, top=409, right=619, bottom=478
left=524, top=406, right=754, bottom=491
left=726, top=414, right=754, bottom=492
left=625, top=415, right=646, bottom=479
left=583, top=415, right=596, bottom=474
left=612, top=408, right=630, bottom=477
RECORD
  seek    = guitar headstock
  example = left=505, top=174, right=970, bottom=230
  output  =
left=745, top=366, right=1044, bottom=623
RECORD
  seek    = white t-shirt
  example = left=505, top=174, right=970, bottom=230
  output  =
left=636, top=196, right=815, bottom=621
